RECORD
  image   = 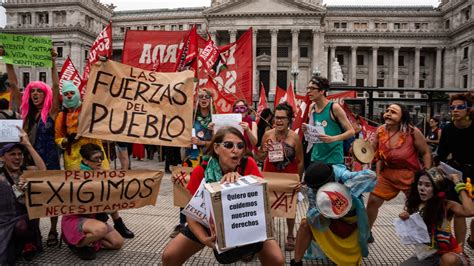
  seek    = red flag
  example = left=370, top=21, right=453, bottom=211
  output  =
left=292, top=94, right=311, bottom=138
left=274, top=86, right=286, bottom=109
left=174, top=26, right=199, bottom=72
left=359, top=117, right=377, bottom=143
left=198, top=34, right=226, bottom=76
left=58, top=57, right=84, bottom=97
left=326, top=91, right=356, bottom=105
left=256, top=82, right=268, bottom=123
left=82, top=22, right=112, bottom=81
left=286, top=82, right=297, bottom=113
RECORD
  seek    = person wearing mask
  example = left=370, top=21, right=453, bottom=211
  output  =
left=0, top=128, right=46, bottom=263
left=366, top=103, right=431, bottom=243
left=437, top=92, right=474, bottom=248
left=162, top=127, right=284, bottom=266
left=61, top=143, right=124, bottom=260
left=258, top=102, right=303, bottom=251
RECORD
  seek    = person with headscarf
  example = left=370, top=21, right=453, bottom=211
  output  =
left=3, top=47, right=62, bottom=247
left=54, top=81, right=134, bottom=239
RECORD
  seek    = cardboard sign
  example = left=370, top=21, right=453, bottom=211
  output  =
left=304, top=123, right=325, bottom=153
left=268, top=142, right=284, bottom=163
left=0, top=119, right=22, bottom=142
left=171, top=166, right=193, bottom=207
left=77, top=60, right=194, bottom=147
left=212, top=113, right=242, bottom=133
left=263, top=172, right=300, bottom=218
left=0, top=33, right=52, bottom=68
left=182, top=179, right=209, bottom=227
left=23, top=170, right=163, bottom=219
left=204, top=175, right=273, bottom=252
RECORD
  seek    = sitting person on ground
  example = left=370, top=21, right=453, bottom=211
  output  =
left=0, top=127, right=46, bottom=264
left=61, top=143, right=124, bottom=260
left=162, top=127, right=284, bottom=266
left=291, top=161, right=376, bottom=266
left=400, top=168, right=473, bottom=265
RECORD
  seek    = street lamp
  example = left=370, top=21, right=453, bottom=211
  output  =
left=290, top=66, right=299, bottom=91
left=312, top=67, right=321, bottom=77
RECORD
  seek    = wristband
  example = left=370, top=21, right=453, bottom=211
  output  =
left=455, top=183, right=466, bottom=194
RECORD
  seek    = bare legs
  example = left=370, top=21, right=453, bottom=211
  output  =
left=366, top=193, right=385, bottom=230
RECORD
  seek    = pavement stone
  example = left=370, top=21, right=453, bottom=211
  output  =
left=17, top=158, right=474, bottom=265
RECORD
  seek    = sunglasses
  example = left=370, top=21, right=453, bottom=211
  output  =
left=449, top=104, right=467, bottom=111
left=234, top=106, right=248, bottom=113
left=198, top=94, right=211, bottom=99
left=88, top=156, right=104, bottom=163
left=218, top=141, right=245, bottom=150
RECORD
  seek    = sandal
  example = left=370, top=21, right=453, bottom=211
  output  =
left=47, top=231, right=59, bottom=247
left=285, top=236, right=296, bottom=251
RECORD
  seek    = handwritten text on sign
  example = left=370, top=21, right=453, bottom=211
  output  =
left=24, top=170, right=163, bottom=219
left=77, top=60, right=194, bottom=147
left=263, top=172, right=300, bottom=218
left=0, top=33, right=52, bottom=68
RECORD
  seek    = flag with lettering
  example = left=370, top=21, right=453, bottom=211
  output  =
left=274, top=86, right=286, bottom=109
left=58, top=57, right=84, bottom=96
left=174, top=26, right=199, bottom=72
left=82, top=22, right=112, bottom=81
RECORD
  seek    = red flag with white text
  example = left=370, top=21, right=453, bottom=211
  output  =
left=83, top=22, right=112, bottom=81
left=59, top=57, right=84, bottom=96
left=292, top=94, right=311, bottom=137
left=274, top=86, right=286, bottom=109
left=174, top=26, right=199, bottom=72
left=359, top=116, right=377, bottom=143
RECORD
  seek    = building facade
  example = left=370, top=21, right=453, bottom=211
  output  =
left=1, top=0, right=473, bottom=115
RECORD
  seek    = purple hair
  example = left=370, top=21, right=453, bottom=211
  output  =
left=21, top=81, right=53, bottom=124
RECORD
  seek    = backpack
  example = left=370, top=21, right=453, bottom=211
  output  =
left=329, top=102, right=355, bottom=156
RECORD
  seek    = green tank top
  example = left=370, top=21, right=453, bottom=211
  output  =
left=311, top=102, right=344, bottom=164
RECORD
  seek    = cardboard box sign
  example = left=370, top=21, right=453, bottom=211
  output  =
left=262, top=172, right=300, bottom=218
left=203, top=175, right=274, bottom=252
left=171, top=166, right=193, bottom=207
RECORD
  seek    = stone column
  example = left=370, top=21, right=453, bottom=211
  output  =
left=322, top=45, right=329, bottom=78
left=435, top=47, right=443, bottom=88
left=270, top=29, right=278, bottom=95
left=329, top=45, right=336, bottom=82
left=372, top=46, right=378, bottom=86
left=443, top=46, right=455, bottom=88
left=252, top=29, right=258, bottom=98
left=469, top=42, right=473, bottom=89
left=229, top=29, right=237, bottom=44
left=454, top=46, right=460, bottom=87
left=312, top=29, right=321, bottom=74
left=414, top=47, right=421, bottom=88
left=291, top=29, right=299, bottom=70
left=393, top=46, right=399, bottom=87
left=351, top=46, right=357, bottom=86
left=49, top=11, right=53, bottom=25
left=210, top=30, right=217, bottom=43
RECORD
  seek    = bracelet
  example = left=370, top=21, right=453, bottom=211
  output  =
left=455, top=183, right=466, bottom=194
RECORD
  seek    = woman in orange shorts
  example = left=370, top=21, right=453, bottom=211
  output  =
left=366, top=103, right=431, bottom=243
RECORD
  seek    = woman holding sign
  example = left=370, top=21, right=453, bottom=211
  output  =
left=233, top=99, right=258, bottom=153
left=61, top=143, right=124, bottom=261
left=162, top=127, right=284, bottom=266
left=258, top=102, right=304, bottom=251
left=2, top=47, right=63, bottom=247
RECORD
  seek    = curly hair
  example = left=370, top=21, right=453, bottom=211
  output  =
left=450, top=92, right=473, bottom=119
left=309, top=75, right=330, bottom=92
left=275, top=102, right=295, bottom=127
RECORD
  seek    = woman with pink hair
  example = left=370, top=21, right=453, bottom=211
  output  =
left=4, top=48, right=61, bottom=247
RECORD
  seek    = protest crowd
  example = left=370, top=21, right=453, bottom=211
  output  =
left=0, top=24, right=474, bottom=266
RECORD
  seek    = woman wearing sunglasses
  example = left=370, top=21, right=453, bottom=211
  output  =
left=437, top=92, right=474, bottom=249
left=258, top=102, right=304, bottom=251
left=162, top=127, right=284, bottom=266
left=233, top=99, right=258, bottom=154
left=61, top=143, right=124, bottom=260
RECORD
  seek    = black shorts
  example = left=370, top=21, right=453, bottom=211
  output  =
left=180, top=225, right=264, bottom=264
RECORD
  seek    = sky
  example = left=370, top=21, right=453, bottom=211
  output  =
left=0, top=0, right=441, bottom=27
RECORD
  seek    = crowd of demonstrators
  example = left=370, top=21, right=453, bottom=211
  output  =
left=366, top=103, right=431, bottom=243
left=426, top=116, right=442, bottom=154
left=257, top=102, right=304, bottom=251
left=437, top=92, right=474, bottom=248
left=4, top=47, right=62, bottom=247
left=302, top=75, right=355, bottom=165
left=61, top=143, right=124, bottom=260
left=400, top=168, right=473, bottom=265
left=162, top=127, right=284, bottom=266
left=0, top=128, right=46, bottom=264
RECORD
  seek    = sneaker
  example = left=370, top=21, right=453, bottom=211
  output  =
left=22, top=243, right=37, bottom=261
left=367, top=231, right=374, bottom=244
left=169, top=224, right=185, bottom=238
left=71, top=246, right=96, bottom=260
left=114, top=217, right=135, bottom=238
left=467, top=235, right=474, bottom=249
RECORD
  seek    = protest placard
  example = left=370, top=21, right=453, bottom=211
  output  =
left=262, top=172, right=300, bottom=218
left=77, top=60, right=194, bottom=147
left=0, top=119, right=22, bottom=142
left=304, top=123, right=325, bottom=153
left=171, top=166, right=193, bottom=207
left=24, top=170, right=163, bottom=219
left=182, top=179, right=209, bottom=227
left=0, top=33, right=52, bottom=68
left=204, top=175, right=273, bottom=251
left=211, top=113, right=242, bottom=133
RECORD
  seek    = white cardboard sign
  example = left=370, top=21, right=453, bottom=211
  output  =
left=212, top=113, right=243, bottom=133
left=0, top=119, right=23, bottom=143
left=181, top=179, right=209, bottom=228
left=304, top=123, right=325, bottom=153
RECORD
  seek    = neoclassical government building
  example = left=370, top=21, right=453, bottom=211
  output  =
left=1, top=0, right=473, bottom=114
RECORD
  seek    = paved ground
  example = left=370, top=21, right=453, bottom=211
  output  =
left=19, top=158, right=474, bottom=265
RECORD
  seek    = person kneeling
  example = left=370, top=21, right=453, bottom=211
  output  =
left=162, top=127, right=284, bottom=266
left=61, top=143, right=124, bottom=260
left=291, top=162, right=376, bottom=266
